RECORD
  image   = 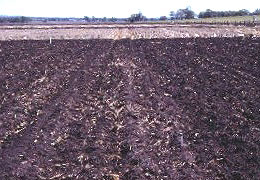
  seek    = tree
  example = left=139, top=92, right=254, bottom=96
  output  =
left=91, top=16, right=96, bottom=22
left=205, top=9, right=215, bottom=18
left=199, top=9, right=219, bottom=18
left=176, top=9, right=185, bottom=19
left=159, top=16, right=167, bottom=21
left=176, top=8, right=195, bottom=19
left=102, top=17, right=107, bottom=22
left=238, top=9, right=250, bottom=16
left=252, top=9, right=260, bottom=15
left=110, top=17, right=117, bottom=22
left=169, top=11, right=176, bottom=20
left=128, top=12, right=146, bottom=22
left=84, top=16, right=90, bottom=22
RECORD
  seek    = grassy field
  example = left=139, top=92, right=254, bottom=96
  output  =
left=177, top=15, right=260, bottom=23
left=141, top=15, right=260, bottom=24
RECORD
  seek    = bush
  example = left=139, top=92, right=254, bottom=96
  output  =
left=159, top=16, right=168, bottom=21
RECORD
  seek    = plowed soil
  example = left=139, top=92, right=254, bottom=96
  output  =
left=0, top=37, right=259, bottom=179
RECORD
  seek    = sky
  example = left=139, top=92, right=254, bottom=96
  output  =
left=0, top=0, right=259, bottom=18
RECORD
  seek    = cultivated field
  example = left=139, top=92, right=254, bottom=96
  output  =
left=0, top=24, right=260, bottom=40
left=0, top=25, right=260, bottom=179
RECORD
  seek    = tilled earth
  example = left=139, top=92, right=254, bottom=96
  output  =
left=0, top=37, right=259, bottom=179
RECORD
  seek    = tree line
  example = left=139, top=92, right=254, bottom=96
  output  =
left=0, top=8, right=259, bottom=23
left=144, top=8, right=260, bottom=21
left=198, top=9, right=260, bottom=18
left=0, top=16, right=31, bottom=23
left=84, top=8, right=260, bottom=22
left=83, top=16, right=121, bottom=22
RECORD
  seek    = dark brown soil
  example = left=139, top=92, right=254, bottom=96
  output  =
left=0, top=37, right=259, bottom=179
